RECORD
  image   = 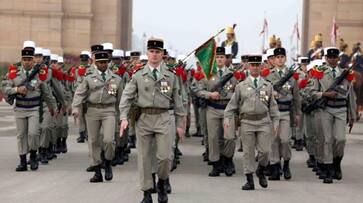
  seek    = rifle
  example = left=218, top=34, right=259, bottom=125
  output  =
left=5, top=63, right=44, bottom=105
left=302, top=65, right=354, bottom=114
left=198, top=72, right=234, bottom=107
left=273, top=64, right=300, bottom=96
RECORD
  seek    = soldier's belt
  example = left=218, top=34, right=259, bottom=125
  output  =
left=326, top=98, right=347, bottom=108
left=240, top=113, right=268, bottom=121
left=88, top=103, right=115, bottom=108
left=206, top=100, right=229, bottom=110
left=140, top=107, right=169, bottom=114
left=15, top=96, right=41, bottom=108
left=277, top=100, right=292, bottom=112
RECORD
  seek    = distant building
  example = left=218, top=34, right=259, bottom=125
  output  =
left=0, top=0, right=132, bottom=63
left=302, top=0, right=363, bottom=55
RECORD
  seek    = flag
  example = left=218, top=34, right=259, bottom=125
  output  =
left=195, top=38, right=217, bottom=79
left=259, top=18, right=268, bottom=36
left=331, top=17, right=340, bottom=46
left=290, top=21, right=300, bottom=41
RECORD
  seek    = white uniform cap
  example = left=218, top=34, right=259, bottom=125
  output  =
left=43, top=49, right=51, bottom=57
left=262, top=54, right=268, bottom=62
left=81, top=50, right=91, bottom=58
left=23, top=40, right=36, bottom=49
left=176, top=55, right=186, bottom=61
left=266, top=49, right=275, bottom=58
left=50, top=54, right=58, bottom=61
left=232, top=58, right=241, bottom=64
left=140, top=55, right=148, bottom=61
left=169, top=51, right=176, bottom=59
left=125, top=51, right=131, bottom=57
left=57, top=56, right=64, bottom=63
left=112, top=49, right=124, bottom=58
left=298, top=57, right=309, bottom=64
left=34, top=47, right=43, bottom=55
left=102, top=43, right=113, bottom=51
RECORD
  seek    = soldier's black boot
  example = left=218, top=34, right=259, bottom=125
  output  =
left=157, top=179, right=168, bottom=203
left=104, top=160, right=113, bottom=181
left=208, top=161, right=221, bottom=177
left=61, top=137, right=67, bottom=153
left=306, top=155, right=316, bottom=168
left=122, top=146, right=129, bottom=162
left=29, top=150, right=39, bottom=171
left=242, top=174, right=255, bottom=190
left=77, top=131, right=86, bottom=143
left=224, top=157, right=234, bottom=177
left=15, top=154, right=28, bottom=172
left=268, top=164, right=280, bottom=180
left=86, top=165, right=95, bottom=172
left=47, top=144, right=57, bottom=160
left=141, top=190, right=153, bottom=203
left=283, top=160, right=292, bottom=180
left=323, top=164, right=333, bottom=184
left=264, top=163, right=272, bottom=176
left=111, top=147, right=119, bottom=166
left=164, top=178, right=172, bottom=194
left=256, top=165, right=268, bottom=188
left=116, top=147, right=125, bottom=165
left=318, top=163, right=327, bottom=179
left=129, top=136, right=136, bottom=149
left=39, top=148, right=48, bottom=164
left=151, top=173, right=157, bottom=193
left=176, top=147, right=183, bottom=156
left=315, top=162, right=322, bottom=176
left=203, top=148, right=209, bottom=162
left=333, top=157, right=342, bottom=180
left=90, top=165, right=103, bottom=183
left=295, top=139, right=304, bottom=151
left=55, top=137, right=62, bottom=154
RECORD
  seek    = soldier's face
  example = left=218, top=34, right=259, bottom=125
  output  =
left=326, top=56, right=339, bottom=67
left=249, top=63, right=261, bottom=77
left=147, top=49, right=163, bottom=65
left=95, top=60, right=108, bottom=72
left=34, top=55, right=43, bottom=64
left=22, top=57, right=34, bottom=70
left=267, top=57, right=275, bottom=66
left=301, top=64, right=308, bottom=72
left=216, top=55, right=226, bottom=67
left=274, top=55, right=286, bottom=67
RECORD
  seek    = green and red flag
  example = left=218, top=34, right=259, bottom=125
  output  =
left=194, top=38, right=217, bottom=79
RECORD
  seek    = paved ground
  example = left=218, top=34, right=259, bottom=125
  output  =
left=0, top=101, right=363, bottom=203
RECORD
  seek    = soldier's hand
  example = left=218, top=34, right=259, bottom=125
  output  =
left=120, top=120, right=129, bottom=137
left=223, top=120, right=230, bottom=135
left=209, top=92, right=220, bottom=100
left=17, top=86, right=28, bottom=95
left=177, top=127, right=185, bottom=143
left=323, top=91, right=338, bottom=99
left=73, top=112, right=79, bottom=119
left=273, top=127, right=278, bottom=137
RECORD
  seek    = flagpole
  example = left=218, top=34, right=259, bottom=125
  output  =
left=261, top=11, right=266, bottom=53
left=180, top=28, right=226, bottom=63
left=296, top=14, right=299, bottom=58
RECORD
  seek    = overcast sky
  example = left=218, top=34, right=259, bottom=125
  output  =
left=133, top=0, right=302, bottom=58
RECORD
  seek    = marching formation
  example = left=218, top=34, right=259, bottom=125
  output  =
left=1, top=26, right=361, bottom=203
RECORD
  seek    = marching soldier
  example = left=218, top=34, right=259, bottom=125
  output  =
left=192, top=47, right=238, bottom=177
left=309, top=47, right=356, bottom=184
left=265, top=47, right=301, bottom=180
left=110, top=49, right=130, bottom=166
left=224, top=54, right=279, bottom=190
left=72, top=51, right=124, bottom=182
left=2, top=48, right=55, bottom=171
left=119, top=38, right=186, bottom=203
left=75, top=50, right=93, bottom=143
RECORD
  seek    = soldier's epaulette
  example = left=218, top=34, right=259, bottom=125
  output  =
left=132, top=65, right=144, bottom=74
